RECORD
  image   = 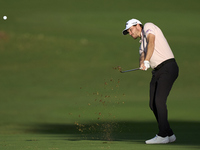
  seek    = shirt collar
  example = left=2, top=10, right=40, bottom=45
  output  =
left=139, top=30, right=145, bottom=43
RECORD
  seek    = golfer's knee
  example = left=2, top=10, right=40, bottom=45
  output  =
left=149, top=102, right=154, bottom=111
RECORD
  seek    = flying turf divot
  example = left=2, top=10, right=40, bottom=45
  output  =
left=72, top=76, right=126, bottom=141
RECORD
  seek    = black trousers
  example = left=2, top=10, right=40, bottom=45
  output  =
left=150, top=58, right=179, bottom=137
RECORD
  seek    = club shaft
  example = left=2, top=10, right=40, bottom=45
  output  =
left=120, top=68, right=140, bottom=73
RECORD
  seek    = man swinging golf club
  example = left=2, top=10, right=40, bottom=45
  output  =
left=122, top=19, right=179, bottom=144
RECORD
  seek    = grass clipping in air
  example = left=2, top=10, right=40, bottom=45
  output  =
left=73, top=76, right=125, bottom=141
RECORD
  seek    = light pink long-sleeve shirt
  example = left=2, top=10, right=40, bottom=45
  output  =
left=139, top=23, right=174, bottom=69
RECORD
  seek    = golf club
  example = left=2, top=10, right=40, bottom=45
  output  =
left=120, top=68, right=140, bottom=73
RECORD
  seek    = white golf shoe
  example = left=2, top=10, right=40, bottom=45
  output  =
left=169, top=134, right=176, bottom=143
left=145, top=135, right=169, bottom=144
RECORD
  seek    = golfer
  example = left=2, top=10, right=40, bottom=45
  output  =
left=122, top=19, right=179, bottom=144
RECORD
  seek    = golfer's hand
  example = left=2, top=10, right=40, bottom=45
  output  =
left=140, top=60, right=150, bottom=71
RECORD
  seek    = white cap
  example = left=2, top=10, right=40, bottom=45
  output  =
left=122, top=19, right=142, bottom=35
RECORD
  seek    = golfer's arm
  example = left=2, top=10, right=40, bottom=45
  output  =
left=139, top=52, right=145, bottom=67
left=145, top=33, right=155, bottom=61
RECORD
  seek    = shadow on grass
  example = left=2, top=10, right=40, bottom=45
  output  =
left=26, top=121, right=200, bottom=147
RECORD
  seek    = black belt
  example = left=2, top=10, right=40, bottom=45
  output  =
left=154, top=58, right=175, bottom=70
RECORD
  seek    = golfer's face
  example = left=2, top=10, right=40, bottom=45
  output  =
left=128, top=26, right=138, bottom=39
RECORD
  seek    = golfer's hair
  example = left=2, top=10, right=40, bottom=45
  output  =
left=140, top=24, right=143, bottom=29
left=134, top=24, right=143, bottom=29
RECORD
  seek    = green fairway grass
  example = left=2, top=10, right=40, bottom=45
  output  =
left=0, top=0, right=200, bottom=149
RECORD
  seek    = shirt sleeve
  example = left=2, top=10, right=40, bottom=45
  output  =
left=144, top=23, right=155, bottom=37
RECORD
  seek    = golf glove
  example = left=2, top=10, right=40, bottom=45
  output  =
left=144, top=60, right=150, bottom=71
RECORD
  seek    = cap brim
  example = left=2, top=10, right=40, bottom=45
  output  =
left=122, top=30, right=129, bottom=35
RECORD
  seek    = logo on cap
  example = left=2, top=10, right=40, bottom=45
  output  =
left=132, top=22, right=137, bottom=25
